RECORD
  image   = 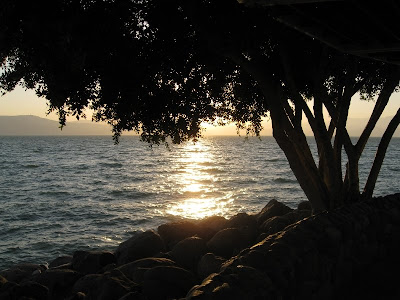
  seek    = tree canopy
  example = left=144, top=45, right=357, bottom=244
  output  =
left=1, top=0, right=399, bottom=212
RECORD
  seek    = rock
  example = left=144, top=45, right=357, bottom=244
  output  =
left=117, top=257, right=176, bottom=283
left=115, top=230, right=165, bottom=265
left=256, top=199, right=293, bottom=225
left=283, top=210, right=312, bottom=224
left=0, top=275, right=17, bottom=300
left=232, top=265, right=274, bottom=297
left=197, top=253, right=226, bottom=279
left=298, top=201, right=312, bottom=211
left=68, top=291, right=87, bottom=299
left=49, top=255, right=73, bottom=269
left=34, top=269, right=81, bottom=299
left=170, top=236, right=208, bottom=271
left=13, top=281, right=49, bottom=300
left=158, top=221, right=201, bottom=249
left=259, top=216, right=292, bottom=235
left=72, top=251, right=116, bottom=274
left=206, top=228, right=253, bottom=258
left=72, top=269, right=137, bottom=300
left=0, top=264, right=47, bottom=283
left=142, top=266, right=196, bottom=300
left=186, top=273, right=245, bottom=300
left=118, top=291, right=142, bottom=300
left=197, top=216, right=229, bottom=240
left=227, top=213, right=257, bottom=229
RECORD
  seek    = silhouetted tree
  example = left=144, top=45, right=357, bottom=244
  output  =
left=1, top=0, right=399, bottom=212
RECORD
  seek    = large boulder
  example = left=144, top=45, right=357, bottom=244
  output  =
left=49, top=255, right=73, bottom=269
left=72, top=251, right=116, bottom=274
left=157, top=221, right=201, bottom=249
left=197, top=253, right=226, bottom=279
left=186, top=273, right=246, bottom=300
left=13, top=281, right=49, bottom=300
left=206, top=228, right=253, bottom=258
left=283, top=210, right=312, bottom=224
left=227, top=213, right=257, bottom=230
left=259, top=216, right=292, bottom=236
left=297, top=201, right=312, bottom=211
left=117, top=257, right=176, bottom=283
left=187, top=265, right=274, bottom=299
left=34, top=269, right=81, bottom=299
left=170, top=236, right=208, bottom=271
left=142, top=266, right=197, bottom=300
left=196, top=216, right=229, bottom=240
left=0, top=263, right=48, bottom=283
left=0, top=276, right=49, bottom=300
left=256, top=199, right=293, bottom=225
left=115, top=230, right=165, bottom=265
left=72, top=269, right=137, bottom=300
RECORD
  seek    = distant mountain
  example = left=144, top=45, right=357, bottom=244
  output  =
left=0, top=114, right=398, bottom=137
left=0, top=115, right=114, bottom=135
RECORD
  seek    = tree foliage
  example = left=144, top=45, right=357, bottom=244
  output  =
left=1, top=0, right=399, bottom=211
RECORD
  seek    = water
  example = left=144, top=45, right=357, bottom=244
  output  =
left=0, top=136, right=398, bottom=270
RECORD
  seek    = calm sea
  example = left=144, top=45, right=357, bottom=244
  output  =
left=0, top=136, right=399, bottom=270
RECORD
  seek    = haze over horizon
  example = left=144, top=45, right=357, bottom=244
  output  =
left=1, top=86, right=399, bottom=137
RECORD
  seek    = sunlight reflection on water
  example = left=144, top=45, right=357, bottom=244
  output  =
left=166, top=140, right=234, bottom=219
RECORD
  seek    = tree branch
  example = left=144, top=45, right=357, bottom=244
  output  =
left=356, top=68, right=400, bottom=156
left=363, top=108, right=400, bottom=200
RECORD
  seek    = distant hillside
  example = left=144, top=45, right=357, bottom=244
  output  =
left=0, top=115, right=114, bottom=135
left=0, top=114, right=398, bottom=137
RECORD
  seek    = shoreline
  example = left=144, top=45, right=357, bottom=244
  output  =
left=0, top=199, right=310, bottom=299
left=2, top=194, right=400, bottom=299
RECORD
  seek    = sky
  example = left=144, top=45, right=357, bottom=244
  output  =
left=0, top=85, right=399, bottom=136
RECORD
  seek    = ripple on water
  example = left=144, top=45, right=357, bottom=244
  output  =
left=0, top=136, right=398, bottom=271
left=273, top=177, right=297, bottom=184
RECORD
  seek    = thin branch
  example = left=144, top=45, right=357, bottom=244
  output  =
left=356, top=68, right=400, bottom=156
left=282, top=98, right=296, bottom=128
left=363, top=108, right=400, bottom=199
left=323, top=97, right=355, bottom=157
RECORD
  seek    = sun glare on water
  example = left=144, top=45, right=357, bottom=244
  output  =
left=166, top=140, right=233, bottom=219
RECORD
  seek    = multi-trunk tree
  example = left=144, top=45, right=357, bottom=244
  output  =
left=1, top=0, right=399, bottom=212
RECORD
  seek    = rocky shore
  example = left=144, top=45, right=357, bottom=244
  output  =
left=1, top=194, right=400, bottom=299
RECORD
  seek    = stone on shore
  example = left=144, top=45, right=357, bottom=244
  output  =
left=284, top=210, right=312, bottom=223
left=256, top=199, right=293, bottom=225
left=117, top=257, right=176, bottom=283
left=197, top=253, right=226, bottom=279
left=0, top=275, right=49, bottom=300
left=260, top=216, right=292, bottom=236
left=72, top=250, right=116, bottom=274
left=0, top=263, right=48, bottom=284
left=227, top=212, right=257, bottom=230
left=206, top=228, right=253, bottom=258
left=72, top=269, right=137, bottom=300
left=157, top=221, right=201, bottom=249
left=197, top=216, right=228, bottom=234
left=49, top=255, right=73, bottom=269
left=115, top=230, right=164, bottom=265
left=34, top=269, right=81, bottom=299
left=297, top=201, right=312, bottom=211
left=142, top=266, right=196, bottom=300
left=170, top=236, right=208, bottom=271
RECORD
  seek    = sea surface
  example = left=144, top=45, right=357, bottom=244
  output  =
left=0, top=136, right=399, bottom=270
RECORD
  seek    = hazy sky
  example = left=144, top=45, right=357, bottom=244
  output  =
left=1, top=85, right=399, bottom=136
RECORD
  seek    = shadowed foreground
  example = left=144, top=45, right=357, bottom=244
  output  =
left=1, top=194, right=400, bottom=299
